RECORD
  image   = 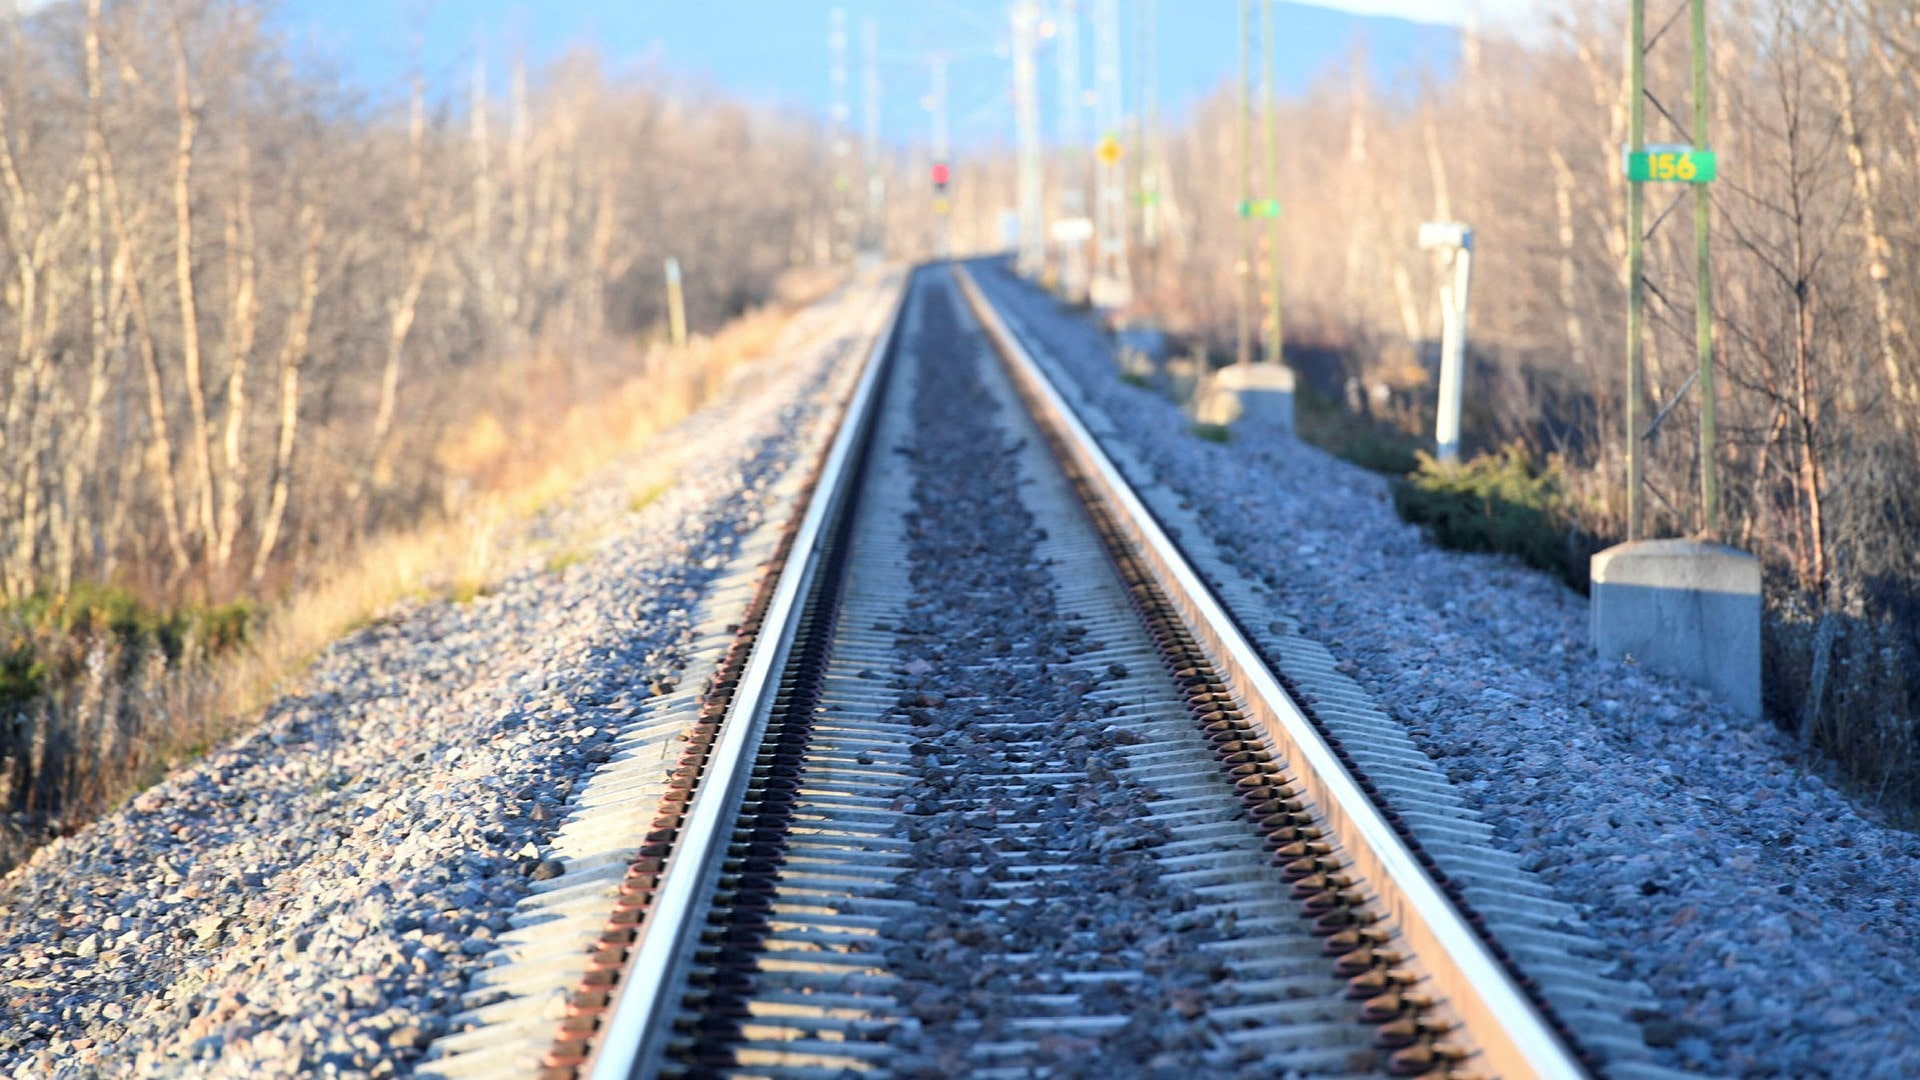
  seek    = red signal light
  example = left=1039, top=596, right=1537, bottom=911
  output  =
left=931, top=161, right=951, bottom=188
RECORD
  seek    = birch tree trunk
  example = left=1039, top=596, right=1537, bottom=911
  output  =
left=368, top=71, right=434, bottom=493
left=505, top=58, right=531, bottom=336
left=58, top=0, right=116, bottom=594
left=0, top=82, right=83, bottom=596
left=103, top=143, right=192, bottom=581
left=0, top=77, right=43, bottom=598
left=1794, top=288, right=1827, bottom=598
left=1548, top=148, right=1588, bottom=371
left=470, top=54, right=498, bottom=337
left=1818, top=51, right=1912, bottom=429
left=171, top=19, right=217, bottom=570
left=214, top=129, right=258, bottom=581
left=252, top=201, right=323, bottom=586
left=583, top=156, right=618, bottom=341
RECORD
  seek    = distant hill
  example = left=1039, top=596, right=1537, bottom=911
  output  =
left=272, top=0, right=1459, bottom=146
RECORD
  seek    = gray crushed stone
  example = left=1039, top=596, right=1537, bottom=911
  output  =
left=973, top=259, right=1920, bottom=1079
left=0, top=291, right=876, bottom=1079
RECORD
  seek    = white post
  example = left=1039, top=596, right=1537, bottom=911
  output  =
left=1419, top=221, right=1474, bottom=463
left=664, top=257, right=688, bottom=348
left=860, top=17, right=884, bottom=261
left=1090, top=0, right=1131, bottom=308
left=1011, top=2, right=1046, bottom=276
left=828, top=8, right=853, bottom=263
left=1055, top=0, right=1089, bottom=302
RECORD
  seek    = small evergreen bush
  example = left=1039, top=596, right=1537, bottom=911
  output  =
left=1391, top=444, right=1592, bottom=591
left=1293, top=386, right=1422, bottom=476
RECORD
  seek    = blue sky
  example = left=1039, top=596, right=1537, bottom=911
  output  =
left=265, top=1, right=1480, bottom=145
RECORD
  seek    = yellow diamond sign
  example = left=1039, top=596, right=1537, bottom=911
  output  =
left=1096, top=134, right=1122, bottom=166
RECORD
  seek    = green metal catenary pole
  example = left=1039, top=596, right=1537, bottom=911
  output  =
left=1692, top=0, right=1717, bottom=539
left=1626, top=0, right=1646, bottom=540
left=1236, top=0, right=1254, bottom=367
left=1262, top=0, right=1282, bottom=365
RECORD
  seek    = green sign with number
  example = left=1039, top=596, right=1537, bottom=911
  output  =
left=1237, top=199, right=1281, bottom=219
left=1626, top=148, right=1717, bottom=183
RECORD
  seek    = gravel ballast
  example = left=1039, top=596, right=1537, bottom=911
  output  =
left=973, top=259, right=1920, bottom=1078
left=0, top=279, right=894, bottom=1078
left=7, top=258, right=1915, bottom=1079
left=665, top=269, right=1383, bottom=1078
left=879, top=275, right=1268, bottom=1076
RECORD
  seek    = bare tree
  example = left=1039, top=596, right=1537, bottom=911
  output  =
left=252, top=198, right=322, bottom=587
left=168, top=13, right=217, bottom=573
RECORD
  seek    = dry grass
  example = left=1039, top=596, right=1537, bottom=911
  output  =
left=232, top=293, right=819, bottom=709
left=1, top=276, right=840, bottom=876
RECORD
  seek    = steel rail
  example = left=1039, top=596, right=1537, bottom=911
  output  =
left=953, top=262, right=1587, bottom=1080
left=582, top=278, right=907, bottom=1080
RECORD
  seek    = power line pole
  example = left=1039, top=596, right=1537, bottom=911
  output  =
left=861, top=16, right=885, bottom=261
left=1622, top=0, right=1719, bottom=540
left=1090, top=0, right=1130, bottom=308
left=829, top=7, right=853, bottom=264
left=1012, top=0, right=1046, bottom=277
left=1055, top=0, right=1089, bottom=303
left=1625, top=0, right=1646, bottom=540
left=930, top=51, right=951, bottom=259
left=1135, top=0, right=1159, bottom=256
left=1236, top=0, right=1254, bottom=366
left=1692, top=0, right=1718, bottom=539
left=1261, top=0, right=1281, bottom=364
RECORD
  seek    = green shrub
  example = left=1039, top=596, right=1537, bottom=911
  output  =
left=1391, top=444, right=1593, bottom=591
left=195, top=600, right=255, bottom=653
left=1293, top=386, right=1422, bottom=476
left=0, top=585, right=257, bottom=710
left=0, top=640, right=46, bottom=706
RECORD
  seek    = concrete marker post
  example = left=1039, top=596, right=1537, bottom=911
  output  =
left=1419, top=222, right=1474, bottom=464
left=664, top=256, right=688, bottom=349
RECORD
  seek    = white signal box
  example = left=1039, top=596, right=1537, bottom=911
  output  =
left=1419, top=221, right=1474, bottom=252
left=1051, top=217, right=1095, bottom=243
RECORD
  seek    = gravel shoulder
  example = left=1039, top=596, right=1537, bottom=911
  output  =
left=0, top=276, right=896, bottom=1079
left=973, top=259, right=1920, bottom=1079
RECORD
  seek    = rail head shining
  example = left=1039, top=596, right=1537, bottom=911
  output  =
left=953, top=263, right=1587, bottom=1080
left=585, top=277, right=907, bottom=1080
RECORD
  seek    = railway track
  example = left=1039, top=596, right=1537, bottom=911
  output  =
left=424, top=264, right=1676, bottom=1080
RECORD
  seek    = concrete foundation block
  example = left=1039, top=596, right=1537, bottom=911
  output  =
left=1590, top=539, right=1762, bottom=716
left=1192, top=362, right=1296, bottom=432
left=1115, top=325, right=1167, bottom=369
left=1161, top=358, right=1200, bottom=405
left=1116, top=345, right=1157, bottom=381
